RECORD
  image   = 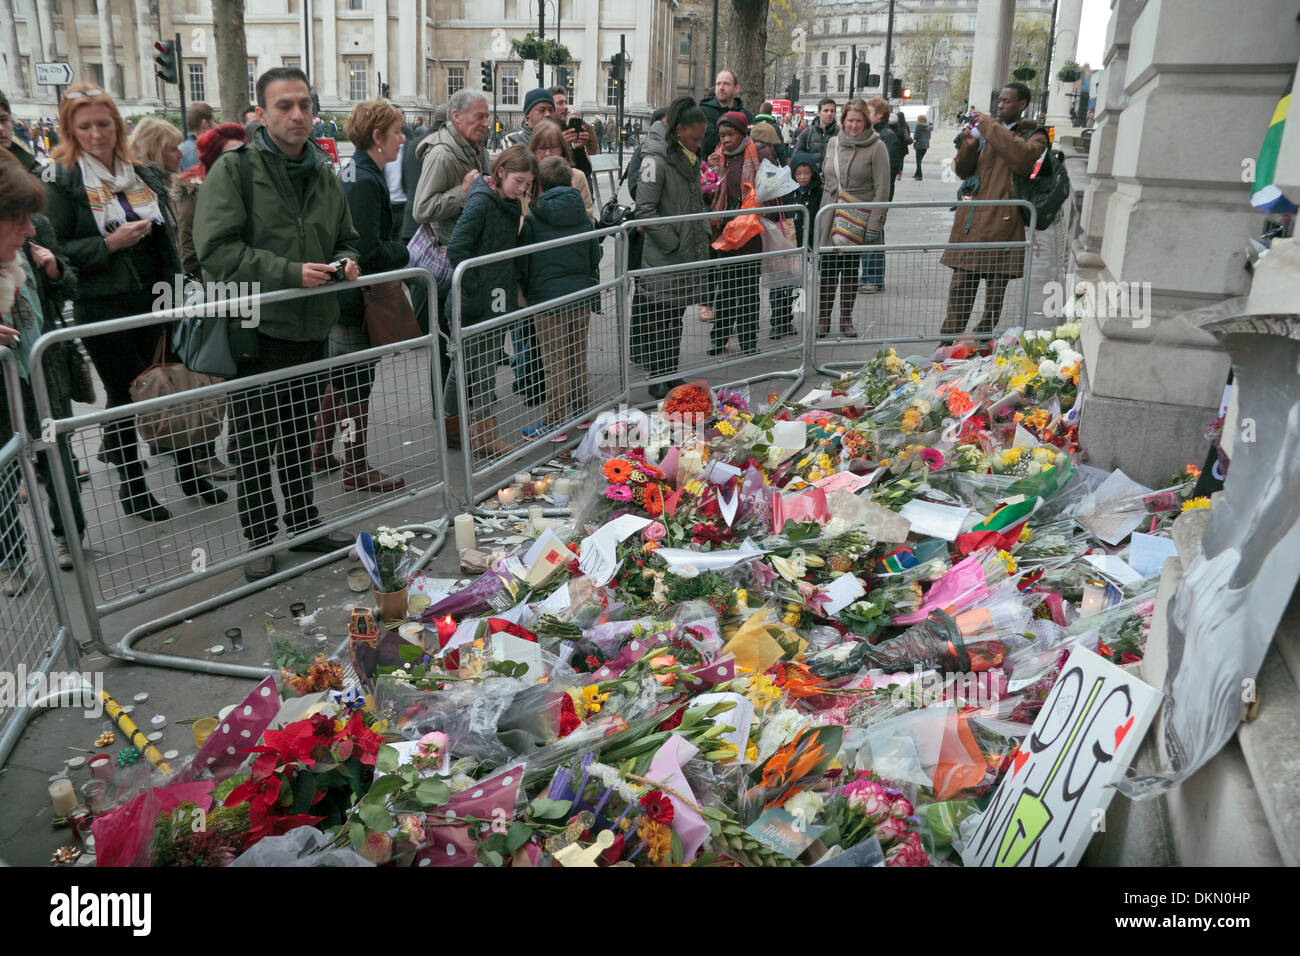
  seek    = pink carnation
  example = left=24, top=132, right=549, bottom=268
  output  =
left=642, top=521, right=667, bottom=542
left=844, top=777, right=890, bottom=824
left=889, top=794, right=915, bottom=819
left=604, top=484, right=634, bottom=502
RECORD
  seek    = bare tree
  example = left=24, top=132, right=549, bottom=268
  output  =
left=211, top=0, right=250, bottom=117
left=764, top=0, right=826, bottom=100
left=729, top=0, right=770, bottom=109
left=896, top=15, right=959, bottom=105
left=942, top=59, right=972, bottom=120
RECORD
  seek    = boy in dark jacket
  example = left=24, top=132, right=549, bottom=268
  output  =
left=517, top=156, right=602, bottom=439
left=768, top=152, right=822, bottom=339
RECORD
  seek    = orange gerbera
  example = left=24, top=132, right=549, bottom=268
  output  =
left=946, top=388, right=974, bottom=416
left=603, top=458, right=633, bottom=483
left=641, top=481, right=664, bottom=516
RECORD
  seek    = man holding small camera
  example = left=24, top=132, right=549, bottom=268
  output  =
left=939, top=82, right=1047, bottom=339
left=195, top=67, right=360, bottom=581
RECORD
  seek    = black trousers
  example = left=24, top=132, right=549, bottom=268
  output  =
left=914, top=147, right=928, bottom=178
left=230, top=334, right=328, bottom=546
left=710, top=257, right=762, bottom=354
left=629, top=283, right=684, bottom=378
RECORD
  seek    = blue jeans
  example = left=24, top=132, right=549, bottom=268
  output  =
left=859, top=225, right=885, bottom=286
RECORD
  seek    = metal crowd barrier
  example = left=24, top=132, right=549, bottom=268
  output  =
left=810, top=199, right=1036, bottom=373
left=0, top=348, right=79, bottom=769
left=27, top=268, right=451, bottom=678
left=449, top=225, right=629, bottom=513
left=619, top=203, right=812, bottom=400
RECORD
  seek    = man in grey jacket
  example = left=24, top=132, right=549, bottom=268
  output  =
left=411, top=89, right=491, bottom=244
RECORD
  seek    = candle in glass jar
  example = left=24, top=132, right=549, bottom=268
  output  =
left=497, top=486, right=518, bottom=507
left=533, top=476, right=550, bottom=496
left=49, top=777, right=77, bottom=815
left=435, top=615, right=457, bottom=642
left=553, top=478, right=571, bottom=507
left=454, top=513, right=476, bottom=551
left=514, top=471, right=532, bottom=486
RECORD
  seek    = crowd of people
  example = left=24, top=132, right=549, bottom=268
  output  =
left=0, top=66, right=1044, bottom=590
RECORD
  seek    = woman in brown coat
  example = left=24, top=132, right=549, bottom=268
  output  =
left=939, top=85, right=1048, bottom=337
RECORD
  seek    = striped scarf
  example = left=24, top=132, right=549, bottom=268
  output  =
left=709, top=136, right=760, bottom=212
left=77, top=153, right=164, bottom=237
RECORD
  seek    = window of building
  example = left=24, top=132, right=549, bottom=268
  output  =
left=247, top=59, right=256, bottom=105
left=605, top=68, right=621, bottom=107
left=838, top=50, right=846, bottom=65
left=819, top=74, right=827, bottom=93
left=837, top=73, right=844, bottom=93
left=859, top=16, right=868, bottom=32
left=968, top=15, right=977, bottom=29
left=501, top=65, right=520, bottom=105
left=679, top=32, right=691, bottom=58
left=282, top=56, right=301, bottom=68
left=505, top=0, right=518, bottom=18
left=447, top=65, right=465, bottom=96
left=840, top=18, right=848, bottom=32
left=187, top=63, right=205, bottom=102
left=346, top=58, right=368, bottom=100
left=426, top=63, right=433, bottom=98
left=820, top=51, right=828, bottom=67
left=347, top=0, right=364, bottom=10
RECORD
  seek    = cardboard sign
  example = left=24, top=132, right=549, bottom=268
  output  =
left=961, top=648, right=1161, bottom=867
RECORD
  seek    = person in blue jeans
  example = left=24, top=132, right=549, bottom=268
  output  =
left=859, top=98, right=901, bottom=292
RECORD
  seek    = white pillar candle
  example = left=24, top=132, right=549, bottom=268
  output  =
left=49, top=777, right=77, bottom=815
left=514, top=471, right=532, bottom=486
left=454, top=513, right=476, bottom=551
left=553, top=477, right=571, bottom=508
left=528, top=506, right=545, bottom=532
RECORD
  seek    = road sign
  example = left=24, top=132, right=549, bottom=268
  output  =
left=35, top=62, right=74, bottom=86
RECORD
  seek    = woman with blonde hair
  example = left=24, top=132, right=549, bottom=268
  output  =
left=127, top=116, right=184, bottom=179
left=44, top=84, right=222, bottom=521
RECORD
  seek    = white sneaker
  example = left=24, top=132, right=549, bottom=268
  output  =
left=55, top=538, right=74, bottom=571
left=1, top=562, right=27, bottom=597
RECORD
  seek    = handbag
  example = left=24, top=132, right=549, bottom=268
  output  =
left=130, top=337, right=226, bottom=452
left=829, top=146, right=870, bottom=247
left=62, top=341, right=96, bottom=404
left=407, top=223, right=454, bottom=294
left=362, top=280, right=421, bottom=347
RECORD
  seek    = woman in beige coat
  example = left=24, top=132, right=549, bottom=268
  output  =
left=816, top=98, right=890, bottom=337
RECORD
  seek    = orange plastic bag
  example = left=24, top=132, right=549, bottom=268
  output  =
left=711, top=182, right=764, bottom=250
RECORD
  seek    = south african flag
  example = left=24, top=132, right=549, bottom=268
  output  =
left=1251, top=71, right=1296, bottom=214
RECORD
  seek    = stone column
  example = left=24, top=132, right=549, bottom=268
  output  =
left=968, top=0, right=1014, bottom=114
left=398, top=0, right=417, bottom=101
left=321, top=0, right=338, bottom=101
left=374, top=0, right=389, bottom=101
left=133, top=0, right=159, bottom=105
left=582, top=0, right=600, bottom=109
left=0, top=0, right=24, bottom=96
left=1075, top=0, right=1297, bottom=486
left=97, top=0, right=121, bottom=97
left=1072, top=0, right=1140, bottom=274
left=1044, top=0, right=1084, bottom=129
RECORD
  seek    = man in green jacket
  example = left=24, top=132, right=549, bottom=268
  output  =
left=194, top=66, right=360, bottom=581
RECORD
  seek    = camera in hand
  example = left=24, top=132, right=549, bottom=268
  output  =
left=327, top=259, right=348, bottom=282
left=957, top=112, right=974, bottom=125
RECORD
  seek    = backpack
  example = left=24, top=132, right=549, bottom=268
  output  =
left=1013, top=127, right=1071, bottom=229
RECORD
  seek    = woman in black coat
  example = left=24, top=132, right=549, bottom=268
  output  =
left=44, top=85, right=222, bottom=522
left=311, top=101, right=411, bottom=493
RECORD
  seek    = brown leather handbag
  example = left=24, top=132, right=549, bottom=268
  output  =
left=361, top=280, right=421, bottom=347
left=129, top=337, right=226, bottom=451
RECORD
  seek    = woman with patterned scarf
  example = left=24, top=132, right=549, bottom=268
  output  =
left=0, top=158, right=86, bottom=596
left=706, top=111, right=775, bottom=358
left=44, top=84, right=224, bottom=525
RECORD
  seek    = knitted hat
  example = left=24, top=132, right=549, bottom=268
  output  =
left=750, top=121, right=779, bottom=146
left=523, top=88, right=555, bottom=117
left=717, top=110, right=749, bottom=135
left=196, top=122, right=247, bottom=174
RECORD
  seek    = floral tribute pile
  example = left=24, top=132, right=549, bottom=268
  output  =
left=83, top=327, right=1211, bottom=868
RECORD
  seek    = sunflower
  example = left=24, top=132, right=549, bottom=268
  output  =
left=603, top=458, right=633, bottom=483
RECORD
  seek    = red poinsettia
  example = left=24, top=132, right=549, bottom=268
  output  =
left=639, top=790, right=675, bottom=826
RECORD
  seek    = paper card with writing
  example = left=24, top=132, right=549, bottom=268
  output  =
left=537, top=582, right=572, bottom=616
left=961, top=647, right=1161, bottom=867
left=1127, top=533, right=1180, bottom=579
left=745, top=807, right=826, bottom=860
left=524, top=529, right=570, bottom=587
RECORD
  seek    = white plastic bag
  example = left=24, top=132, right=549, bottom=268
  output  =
left=754, top=158, right=796, bottom=203
left=760, top=218, right=802, bottom=290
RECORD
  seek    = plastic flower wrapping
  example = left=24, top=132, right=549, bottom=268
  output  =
left=89, top=329, right=1210, bottom=868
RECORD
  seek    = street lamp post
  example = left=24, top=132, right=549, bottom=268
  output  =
left=710, top=0, right=718, bottom=90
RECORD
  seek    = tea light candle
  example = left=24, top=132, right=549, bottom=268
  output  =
left=497, top=486, right=519, bottom=507
left=454, top=513, right=477, bottom=551
left=398, top=622, right=426, bottom=649
left=88, top=754, right=113, bottom=782
left=534, top=477, right=551, bottom=496
left=49, top=777, right=77, bottom=815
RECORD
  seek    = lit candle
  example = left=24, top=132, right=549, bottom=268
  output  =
left=435, top=615, right=457, bottom=643
left=49, top=777, right=77, bottom=815
left=514, top=471, right=532, bottom=487
left=497, top=486, right=518, bottom=507
left=454, top=513, right=476, bottom=551
left=534, top=477, right=551, bottom=496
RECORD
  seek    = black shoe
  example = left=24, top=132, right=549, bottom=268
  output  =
left=740, top=345, right=759, bottom=356
left=288, top=528, right=353, bottom=553
left=119, top=481, right=171, bottom=522
left=179, top=468, right=228, bottom=506
left=244, top=552, right=276, bottom=582
left=648, top=381, right=669, bottom=400
left=706, top=345, right=727, bottom=357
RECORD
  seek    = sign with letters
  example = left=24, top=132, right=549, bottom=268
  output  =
left=35, top=62, right=75, bottom=86
left=961, top=648, right=1161, bottom=867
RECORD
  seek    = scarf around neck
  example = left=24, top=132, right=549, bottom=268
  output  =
left=710, top=136, right=759, bottom=212
left=77, top=153, right=164, bottom=237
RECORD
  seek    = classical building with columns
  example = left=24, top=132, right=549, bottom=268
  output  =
left=0, top=0, right=680, bottom=121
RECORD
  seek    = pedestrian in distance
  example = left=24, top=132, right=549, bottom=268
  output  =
left=767, top=151, right=821, bottom=341
left=912, top=114, right=930, bottom=180
left=794, top=98, right=839, bottom=174
left=860, top=96, right=901, bottom=292
left=193, top=67, right=361, bottom=582
left=179, top=102, right=216, bottom=173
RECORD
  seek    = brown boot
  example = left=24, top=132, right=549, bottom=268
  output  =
left=468, top=416, right=512, bottom=457
left=444, top=416, right=462, bottom=450
left=311, top=384, right=343, bottom=472
left=340, top=402, right=406, bottom=493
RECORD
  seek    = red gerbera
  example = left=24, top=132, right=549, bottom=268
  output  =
left=639, top=790, right=675, bottom=826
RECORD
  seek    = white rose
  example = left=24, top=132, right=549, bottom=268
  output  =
left=1049, top=339, right=1070, bottom=356
left=1037, top=359, right=1059, bottom=379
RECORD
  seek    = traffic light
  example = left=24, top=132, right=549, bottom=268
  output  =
left=890, top=78, right=903, bottom=99
left=565, top=70, right=575, bottom=101
left=481, top=61, right=493, bottom=91
left=154, top=40, right=177, bottom=85
left=785, top=75, right=800, bottom=102
left=610, top=52, right=625, bottom=83
left=856, top=62, right=871, bottom=88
